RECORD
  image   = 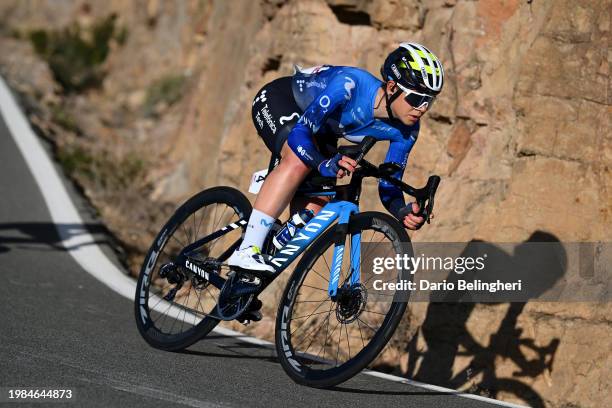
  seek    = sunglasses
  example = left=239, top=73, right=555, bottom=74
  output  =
left=396, top=83, right=436, bottom=109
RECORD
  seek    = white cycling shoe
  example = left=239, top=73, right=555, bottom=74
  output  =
left=227, top=246, right=275, bottom=274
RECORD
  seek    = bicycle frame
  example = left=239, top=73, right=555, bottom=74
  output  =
left=268, top=199, right=360, bottom=298
left=172, top=197, right=362, bottom=298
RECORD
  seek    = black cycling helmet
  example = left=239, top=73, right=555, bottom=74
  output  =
left=380, top=42, right=444, bottom=119
left=381, top=42, right=444, bottom=95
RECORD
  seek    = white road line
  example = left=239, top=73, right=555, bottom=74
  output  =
left=212, top=326, right=530, bottom=408
left=0, top=76, right=135, bottom=300
left=0, top=75, right=529, bottom=408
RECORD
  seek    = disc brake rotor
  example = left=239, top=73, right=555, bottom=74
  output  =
left=336, top=283, right=367, bottom=324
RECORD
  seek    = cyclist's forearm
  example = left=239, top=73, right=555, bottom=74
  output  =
left=379, top=182, right=405, bottom=218
left=287, top=123, right=326, bottom=169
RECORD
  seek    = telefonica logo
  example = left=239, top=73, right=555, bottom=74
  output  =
left=261, top=104, right=277, bottom=134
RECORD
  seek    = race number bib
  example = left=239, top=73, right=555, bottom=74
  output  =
left=248, top=168, right=268, bottom=194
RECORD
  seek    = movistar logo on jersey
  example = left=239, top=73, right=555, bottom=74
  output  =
left=280, top=305, right=301, bottom=371
left=279, top=112, right=300, bottom=125
left=344, top=76, right=355, bottom=100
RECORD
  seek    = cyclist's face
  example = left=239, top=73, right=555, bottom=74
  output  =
left=387, top=82, right=430, bottom=126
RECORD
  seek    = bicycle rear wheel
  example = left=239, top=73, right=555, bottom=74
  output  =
left=275, top=211, right=412, bottom=387
left=134, top=186, right=251, bottom=351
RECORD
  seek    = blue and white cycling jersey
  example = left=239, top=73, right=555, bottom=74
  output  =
left=288, top=65, right=419, bottom=216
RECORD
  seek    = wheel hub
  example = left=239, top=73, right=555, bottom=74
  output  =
left=335, top=283, right=367, bottom=324
left=159, top=262, right=185, bottom=285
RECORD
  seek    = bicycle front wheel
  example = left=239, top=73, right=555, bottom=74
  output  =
left=275, top=211, right=412, bottom=387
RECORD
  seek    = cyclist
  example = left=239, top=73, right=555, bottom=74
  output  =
left=228, top=42, right=444, bottom=275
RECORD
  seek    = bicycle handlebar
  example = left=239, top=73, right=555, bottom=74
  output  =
left=338, top=136, right=441, bottom=224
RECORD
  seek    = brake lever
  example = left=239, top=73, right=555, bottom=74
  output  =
left=414, top=198, right=429, bottom=223
left=354, top=136, right=376, bottom=164
left=406, top=176, right=440, bottom=224
left=423, top=176, right=440, bottom=224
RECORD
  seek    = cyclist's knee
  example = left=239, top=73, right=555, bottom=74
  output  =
left=279, top=146, right=310, bottom=176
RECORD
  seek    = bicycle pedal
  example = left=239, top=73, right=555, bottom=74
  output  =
left=227, top=274, right=263, bottom=298
left=229, top=265, right=275, bottom=280
left=239, top=276, right=261, bottom=285
left=237, top=310, right=262, bottom=325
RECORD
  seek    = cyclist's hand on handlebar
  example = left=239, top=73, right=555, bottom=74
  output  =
left=318, top=154, right=357, bottom=178
left=399, top=202, right=431, bottom=231
left=337, top=155, right=357, bottom=177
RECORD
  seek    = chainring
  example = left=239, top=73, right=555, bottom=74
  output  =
left=215, top=272, right=254, bottom=321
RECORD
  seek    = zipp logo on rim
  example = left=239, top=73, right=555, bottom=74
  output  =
left=156, top=228, right=169, bottom=248
left=281, top=305, right=301, bottom=371
left=139, top=248, right=159, bottom=324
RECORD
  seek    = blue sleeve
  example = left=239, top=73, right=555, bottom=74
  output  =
left=378, top=125, right=418, bottom=217
left=287, top=75, right=354, bottom=169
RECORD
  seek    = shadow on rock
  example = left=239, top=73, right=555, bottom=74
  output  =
left=404, top=231, right=565, bottom=408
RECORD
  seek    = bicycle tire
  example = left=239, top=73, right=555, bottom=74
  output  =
left=275, top=211, right=412, bottom=387
left=135, top=186, right=252, bottom=351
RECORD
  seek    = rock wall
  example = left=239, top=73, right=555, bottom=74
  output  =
left=0, top=1, right=609, bottom=407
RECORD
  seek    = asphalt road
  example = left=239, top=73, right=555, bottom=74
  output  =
left=0, top=108, right=509, bottom=408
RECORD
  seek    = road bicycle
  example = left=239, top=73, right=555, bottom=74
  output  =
left=134, top=136, right=440, bottom=387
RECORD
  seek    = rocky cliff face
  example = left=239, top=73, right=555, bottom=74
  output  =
left=0, top=1, right=609, bottom=407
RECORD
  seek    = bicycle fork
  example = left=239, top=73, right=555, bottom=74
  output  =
left=327, top=209, right=361, bottom=298
left=267, top=200, right=360, bottom=299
